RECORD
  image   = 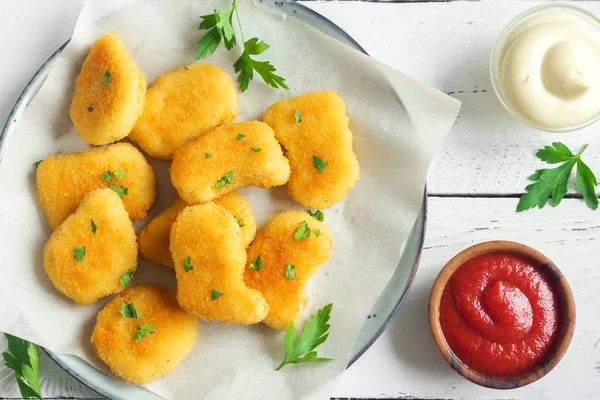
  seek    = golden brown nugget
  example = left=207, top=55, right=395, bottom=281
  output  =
left=129, top=63, right=238, bottom=159
left=43, top=189, right=138, bottom=305
left=70, top=33, right=147, bottom=145
left=244, top=211, right=332, bottom=331
left=262, top=91, right=359, bottom=208
left=37, top=143, right=156, bottom=229
left=138, top=192, right=256, bottom=268
left=170, top=203, right=268, bottom=324
left=91, top=285, right=198, bottom=384
left=171, top=121, right=290, bottom=204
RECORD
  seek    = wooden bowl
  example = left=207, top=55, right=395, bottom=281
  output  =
left=428, top=240, right=576, bottom=389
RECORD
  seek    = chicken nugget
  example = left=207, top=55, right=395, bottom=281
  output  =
left=171, top=121, right=290, bottom=204
left=138, top=192, right=256, bottom=268
left=129, top=63, right=238, bottom=159
left=37, top=143, right=156, bottom=229
left=43, top=189, right=138, bottom=305
left=244, top=211, right=332, bottom=331
left=91, top=285, right=198, bottom=384
left=70, top=33, right=146, bottom=145
left=262, top=91, right=359, bottom=208
left=170, top=203, right=268, bottom=324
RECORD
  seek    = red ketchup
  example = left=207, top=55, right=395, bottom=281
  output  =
left=439, top=253, right=560, bottom=377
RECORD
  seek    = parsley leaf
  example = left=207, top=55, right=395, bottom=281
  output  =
left=518, top=142, right=598, bottom=211
left=285, top=264, right=296, bottom=280
left=184, top=66, right=190, bottom=71
left=87, top=105, right=93, bottom=112
left=313, top=156, right=328, bottom=173
left=134, top=324, right=154, bottom=343
left=120, top=266, right=137, bottom=287
left=2, top=334, right=43, bottom=400
left=102, top=171, right=113, bottom=183
left=211, top=289, right=223, bottom=301
left=118, top=302, right=140, bottom=319
left=307, top=210, right=324, bottom=222
left=91, top=219, right=97, bottom=234
left=314, top=229, right=321, bottom=237
left=294, top=221, right=311, bottom=240
left=103, top=71, right=111, bottom=87
left=34, top=160, right=42, bottom=169
left=195, top=27, right=221, bottom=61
left=73, top=246, right=86, bottom=263
left=237, top=218, right=245, bottom=227
left=216, top=171, right=236, bottom=189
left=113, top=169, right=126, bottom=180
left=234, top=38, right=288, bottom=92
left=214, top=4, right=237, bottom=50
left=236, top=134, right=245, bottom=140
left=250, top=147, right=261, bottom=153
left=205, top=153, right=212, bottom=159
left=249, top=255, right=264, bottom=272
left=276, top=303, right=333, bottom=370
left=295, top=109, right=302, bottom=123
left=109, top=184, right=128, bottom=198
left=183, top=256, right=194, bottom=273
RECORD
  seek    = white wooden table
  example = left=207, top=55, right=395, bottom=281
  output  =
left=2, top=1, right=600, bottom=399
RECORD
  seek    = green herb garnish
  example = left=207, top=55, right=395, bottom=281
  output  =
left=103, top=71, right=111, bottom=86
left=236, top=134, right=245, bottom=141
left=113, top=169, right=126, bottom=180
left=120, top=266, right=137, bottom=287
left=33, top=160, right=42, bottom=169
left=91, top=219, right=97, bottom=234
left=216, top=171, right=236, bottom=189
left=295, top=109, right=302, bottom=123
left=249, top=255, right=264, bottom=272
left=211, top=289, right=223, bottom=301
left=183, top=257, right=194, bottom=273
left=109, top=184, right=128, bottom=198
left=294, top=221, right=311, bottom=240
left=276, top=303, right=333, bottom=370
left=313, top=156, right=327, bottom=174
left=118, top=302, right=140, bottom=319
left=73, top=246, right=86, bottom=263
left=518, top=142, right=598, bottom=211
left=195, top=0, right=288, bottom=92
left=134, top=324, right=154, bottom=343
left=237, top=218, right=245, bottom=227
left=307, top=210, right=324, bottom=222
left=87, top=105, right=93, bottom=112
left=2, top=334, right=43, bottom=400
left=184, top=66, right=190, bottom=71
left=285, top=264, right=296, bottom=280
left=102, top=171, right=113, bottom=183
left=250, top=147, right=261, bottom=153
left=314, top=229, right=321, bottom=237
left=205, top=153, right=212, bottom=159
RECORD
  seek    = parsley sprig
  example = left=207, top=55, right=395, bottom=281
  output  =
left=276, top=303, right=333, bottom=371
left=2, top=334, right=44, bottom=399
left=196, top=0, right=288, bottom=92
left=518, top=142, right=598, bottom=211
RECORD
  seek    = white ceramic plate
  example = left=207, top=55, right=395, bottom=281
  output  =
left=0, top=1, right=426, bottom=398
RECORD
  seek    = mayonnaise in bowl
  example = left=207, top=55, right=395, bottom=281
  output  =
left=491, top=4, right=600, bottom=131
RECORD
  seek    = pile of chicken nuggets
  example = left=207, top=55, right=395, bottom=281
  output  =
left=37, top=33, right=359, bottom=384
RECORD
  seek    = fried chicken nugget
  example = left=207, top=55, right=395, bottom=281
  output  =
left=91, top=285, right=198, bottom=384
left=244, top=211, right=332, bottom=331
left=138, top=192, right=256, bottom=268
left=170, top=203, right=268, bottom=324
left=129, top=63, right=238, bottom=159
left=262, top=91, right=359, bottom=209
left=37, top=143, right=156, bottom=229
left=70, top=33, right=147, bottom=145
left=43, top=189, right=137, bottom=305
left=171, top=121, right=290, bottom=204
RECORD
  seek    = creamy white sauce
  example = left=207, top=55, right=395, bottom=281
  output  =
left=498, top=12, right=600, bottom=129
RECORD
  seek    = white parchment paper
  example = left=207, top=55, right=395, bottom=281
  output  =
left=0, top=0, right=460, bottom=399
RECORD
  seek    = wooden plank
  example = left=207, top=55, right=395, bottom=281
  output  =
left=307, top=1, right=600, bottom=195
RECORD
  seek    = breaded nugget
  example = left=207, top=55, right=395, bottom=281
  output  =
left=91, top=285, right=198, bottom=384
left=37, top=143, right=156, bottom=229
left=70, top=33, right=146, bottom=145
left=138, top=192, right=256, bottom=268
left=171, top=121, right=290, bottom=204
left=244, top=211, right=332, bottom=331
left=262, top=91, right=359, bottom=208
left=170, top=203, right=268, bottom=324
left=129, top=63, right=238, bottom=159
left=43, top=189, right=138, bottom=305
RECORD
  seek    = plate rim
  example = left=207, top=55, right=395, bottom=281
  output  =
left=1, top=1, right=427, bottom=397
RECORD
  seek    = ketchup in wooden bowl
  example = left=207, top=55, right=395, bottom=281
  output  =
left=429, top=241, right=576, bottom=389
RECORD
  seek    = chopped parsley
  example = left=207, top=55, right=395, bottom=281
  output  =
left=109, top=184, right=128, bottom=198
left=184, top=66, right=190, bottom=71
left=34, top=160, right=42, bottom=169
left=211, top=289, right=223, bottom=301
left=134, top=324, right=154, bottom=343
left=314, top=229, right=321, bottom=237
left=249, top=255, right=264, bottom=272
left=294, top=109, right=302, bottom=123
left=215, top=171, right=236, bottom=189
left=293, top=221, right=311, bottom=240
left=183, top=257, right=194, bottom=272
left=118, top=302, right=140, bottom=319
left=120, top=266, right=137, bottom=287
left=205, top=153, right=212, bottom=159
left=250, top=147, right=261, bottom=153
left=73, top=246, right=86, bottom=263
left=307, top=210, right=324, bottom=222
left=313, top=156, right=328, bottom=173
left=102, top=171, right=113, bottom=183
left=113, top=169, right=126, bottom=180
left=237, top=218, right=245, bottom=227
left=91, top=219, right=97, bottom=234
left=87, top=105, right=94, bottom=112
left=236, top=134, right=246, bottom=141
left=285, top=264, right=296, bottom=280
left=103, top=71, right=112, bottom=86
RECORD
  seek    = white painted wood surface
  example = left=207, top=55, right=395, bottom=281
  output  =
left=1, top=1, right=600, bottom=399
